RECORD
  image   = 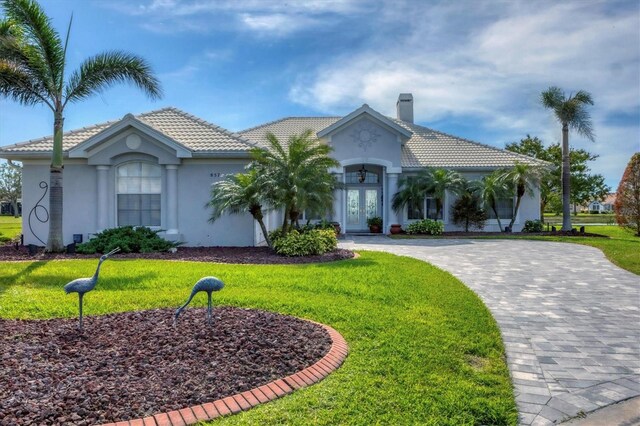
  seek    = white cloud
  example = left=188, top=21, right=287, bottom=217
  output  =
left=104, top=0, right=367, bottom=36
left=288, top=1, right=639, bottom=186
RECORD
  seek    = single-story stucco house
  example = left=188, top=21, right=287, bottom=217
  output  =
left=0, top=94, right=546, bottom=247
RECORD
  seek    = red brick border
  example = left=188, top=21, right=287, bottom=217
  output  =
left=100, top=322, right=348, bottom=426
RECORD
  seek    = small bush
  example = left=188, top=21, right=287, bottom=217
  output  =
left=273, top=229, right=337, bottom=256
left=406, top=219, right=444, bottom=235
left=76, top=226, right=180, bottom=254
left=522, top=219, right=543, bottom=233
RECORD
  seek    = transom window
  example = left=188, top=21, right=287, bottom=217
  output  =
left=117, top=162, right=161, bottom=226
left=487, top=198, right=514, bottom=220
left=345, top=171, right=379, bottom=184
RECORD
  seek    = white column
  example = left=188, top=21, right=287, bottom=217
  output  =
left=96, top=165, right=109, bottom=231
left=387, top=173, right=399, bottom=231
left=333, top=172, right=343, bottom=232
left=166, top=165, right=179, bottom=234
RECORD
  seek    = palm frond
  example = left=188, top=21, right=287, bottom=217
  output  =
left=0, top=60, right=49, bottom=105
left=64, top=51, right=162, bottom=105
left=2, top=0, right=64, bottom=90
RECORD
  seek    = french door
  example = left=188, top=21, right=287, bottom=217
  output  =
left=346, top=187, right=381, bottom=232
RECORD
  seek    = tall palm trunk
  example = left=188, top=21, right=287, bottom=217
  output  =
left=561, top=122, right=572, bottom=231
left=46, top=110, right=64, bottom=252
left=508, top=185, right=525, bottom=230
left=491, top=201, right=504, bottom=232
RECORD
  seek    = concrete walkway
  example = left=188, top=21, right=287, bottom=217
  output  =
left=339, top=236, right=640, bottom=425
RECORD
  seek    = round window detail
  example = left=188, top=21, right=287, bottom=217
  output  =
left=126, top=134, right=142, bottom=150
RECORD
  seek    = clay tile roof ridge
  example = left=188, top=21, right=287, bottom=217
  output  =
left=239, top=116, right=342, bottom=134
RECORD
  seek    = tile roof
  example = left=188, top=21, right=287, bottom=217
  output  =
left=240, top=116, right=341, bottom=149
left=239, top=116, right=548, bottom=169
left=0, top=107, right=254, bottom=154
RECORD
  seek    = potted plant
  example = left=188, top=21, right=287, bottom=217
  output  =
left=331, top=221, right=341, bottom=235
left=389, top=224, right=402, bottom=234
left=367, top=216, right=383, bottom=233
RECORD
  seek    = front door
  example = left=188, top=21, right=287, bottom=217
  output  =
left=346, top=187, right=381, bottom=232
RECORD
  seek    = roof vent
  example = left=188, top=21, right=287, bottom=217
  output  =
left=396, top=93, right=413, bottom=123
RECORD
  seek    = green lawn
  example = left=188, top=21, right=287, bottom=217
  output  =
left=0, top=252, right=517, bottom=425
left=543, top=213, right=615, bottom=225
left=0, top=216, right=21, bottom=242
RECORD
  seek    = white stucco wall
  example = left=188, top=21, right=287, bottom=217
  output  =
left=177, top=160, right=254, bottom=246
left=20, top=158, right=255, bottom=247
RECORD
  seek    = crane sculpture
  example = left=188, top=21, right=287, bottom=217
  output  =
left=174, top=277, right=225, bottom=326
left=64, top=247, right=120, bottom=330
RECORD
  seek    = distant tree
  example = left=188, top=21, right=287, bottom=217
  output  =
left=541, top=87, right=595, bottom=231
left=0, top=162, right=21, bottom=217
left=451, top=180, right=487, bottom=232
left=506, top=135, right=609, bottom=219
left=614, top=153, right=640, bottom=236
left=0, top=0, right=162, bottom=251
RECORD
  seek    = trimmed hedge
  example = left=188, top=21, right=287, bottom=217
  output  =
left=406, top=219, right=444, bottom=235
left=273, top=229, right=337, bottom=256
left=76, top=226, right=180, bottom=254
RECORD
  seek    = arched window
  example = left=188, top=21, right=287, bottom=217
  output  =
left=117, top=162, right=161, bottom=226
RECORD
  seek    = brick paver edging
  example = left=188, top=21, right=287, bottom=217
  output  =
left=100, top=322, right=348, bottom=426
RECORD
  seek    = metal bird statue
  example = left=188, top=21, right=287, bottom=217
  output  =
left=64, top=247, right=120, bottom=330
left=174, top=277, right=225, bottom=326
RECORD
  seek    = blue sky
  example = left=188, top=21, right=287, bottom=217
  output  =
left=1, top=0, right=638, bottom=189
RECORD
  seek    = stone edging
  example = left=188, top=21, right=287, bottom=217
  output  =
left=100, top=322, right=348, bottom=426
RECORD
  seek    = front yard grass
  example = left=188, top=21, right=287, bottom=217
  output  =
left=0, top=216, right=20, bottom=242
left=0, top=252, right=517, bottom=425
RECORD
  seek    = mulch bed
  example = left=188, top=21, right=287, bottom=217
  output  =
left=0, top=307, right=331, bottom=425
left=0, top=245, right=355, bottom=263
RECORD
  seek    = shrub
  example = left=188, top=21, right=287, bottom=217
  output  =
left=451, top=191, right=487, bottom=232
left=76, top=226, right=180, bottom=254
left=522, top=219, right=543, bottom=233
left=406, top=219, right=444, bottom=235
left=273, top=229, right=337, bottom=256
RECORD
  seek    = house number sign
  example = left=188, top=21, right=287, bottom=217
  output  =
left=210, top=172, right=228, bottom=178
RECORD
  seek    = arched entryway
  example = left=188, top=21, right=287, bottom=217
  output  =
left=344, top=164, right=383, bottom=232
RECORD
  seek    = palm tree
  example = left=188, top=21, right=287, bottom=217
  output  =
left=207, top=170, right=273, bottom=249
left=474, top=171, right=511, bottom=232
left=392, top=172, right=430, bottom=218
left=0, top=0, right=161, bottom=251
left=250, top=130, right=340, bottom=234
left=497, top=163, right=542, bottom=230
left=392, top=168, right=463, bottom=220
left=541, top=86, right=595, bottom=231
left=430, top=168, right=464, bottom=219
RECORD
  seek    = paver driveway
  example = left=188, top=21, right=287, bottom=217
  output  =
left=340, top=237, right=640, bottom=425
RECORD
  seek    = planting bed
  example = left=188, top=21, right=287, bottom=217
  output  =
left=0, top=245, right=354, bottom=263
left=0, top=307, right=331, bottom=425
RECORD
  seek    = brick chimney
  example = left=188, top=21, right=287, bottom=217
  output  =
left=396, top=93, right=413, bottom=123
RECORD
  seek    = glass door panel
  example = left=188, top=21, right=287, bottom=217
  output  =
left=365, top=189, right=378, bottom=219
left=347, top=189, right=360, bottom=226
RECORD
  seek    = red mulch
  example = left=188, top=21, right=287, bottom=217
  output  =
left=0, top=245, right=355, bottom=263
left=0, top=307, right=331, bottom=425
